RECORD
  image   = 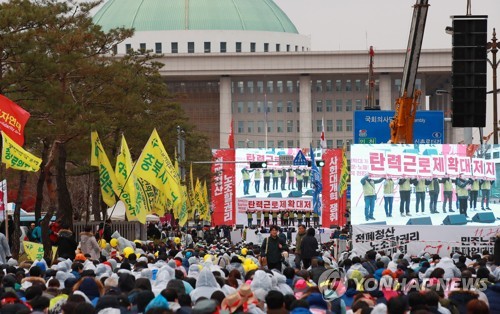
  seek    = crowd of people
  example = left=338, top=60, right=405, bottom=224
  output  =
left=0, top=220, right=499, bottom=314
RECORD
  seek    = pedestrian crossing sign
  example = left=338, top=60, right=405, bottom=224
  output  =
left=293, top=150, right=308, bottom=166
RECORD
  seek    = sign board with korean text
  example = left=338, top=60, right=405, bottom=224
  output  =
left=293, top=150, right=308, bottom=166
left=279, top=154, right=294, bottom=166
left=354, top=110, right=444, bottom=144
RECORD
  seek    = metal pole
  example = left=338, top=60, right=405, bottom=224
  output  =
left=181, top=130, right=186, bottom=182
left=490, top=29, right=498, bottom=144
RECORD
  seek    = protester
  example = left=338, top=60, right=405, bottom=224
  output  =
left=79, top=225, right=101, bottom=260
left=299, top=228, right=318, bottom=269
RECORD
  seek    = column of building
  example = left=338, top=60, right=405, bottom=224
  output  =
left=220, top=76, right=232, bottom=148
left=299, top=75, right=312, bottom=148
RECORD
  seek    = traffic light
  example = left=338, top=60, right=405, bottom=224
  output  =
left=249, top=162, right=267, bottom=169
left=307, top=160, right=325, bottom=167
left=451, top=15, right=487, bottom=127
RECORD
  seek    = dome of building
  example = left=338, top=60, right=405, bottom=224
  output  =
left=93, top=0, right=298, bottom=34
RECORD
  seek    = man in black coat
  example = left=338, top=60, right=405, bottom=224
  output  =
left=57, top=223, right=77, bottom=260
left=261, top=225, right=288, bottom=271
left=300, top=227, right=319, bottom=269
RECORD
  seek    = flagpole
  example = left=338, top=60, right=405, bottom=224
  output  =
left=264, top=93, right=268, bottom=149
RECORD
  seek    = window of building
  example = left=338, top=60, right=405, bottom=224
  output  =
left=268, top=140, right=274, bottom=148
left=295, top=45, right=298, bottom=51
left=238, top=141, right=245, bottom=148
left=316, top=100, right=323, bottom=112
left=247, top=102, right=254, bottom=113
left=277, top=140, right=284, bottom=148
left=287, top=120, right=293, bottom=132
left=327, top=140, right=333, bottom=149
left=276, top=44, right=280, bottom=52
left=264, top=43, right=269, bottom=52
left=286, top=44, right=290, bottom=52
left=326, top=80, right=333, bottom=92
left=125, top=43, right=132, bottom=52
left=204, top=42, right=211, bottom=53
left=395, top=79, right=401, bottom=92
left=236, top=42, right=242, bottom=52
left=297, top=120, right=300, bottom=132
left=346, top=119, right=353, bottom=131
left=247, top=121, right=254, bottom=133
left=287, top=140, right=294, bottom=148
left=238, top=81, right=244, bottom=94
left=277, top=120, right=284, bottom=133
left=337, top=140, right=343, bottom=148
left=257, top=81, right=264, bottom=93
left=316, top=120, right=322, bottom=132
left=355, top=79, right=362, bottom=92
left=220, top=42, right=227, bottom=53
left=277, top=101, right=283, bottom=113
left=296, top=101, right=300, bottom=113
left=250, top=42, right=256, bottom=52
left=326, top=100, right=333, bottom=112
left=237, top=102, right=243, bottom=113
left=257, top=101, right=263, bottom=113
left=336, top=120, right=343, bottom=132
left=316, top=140, right=321, bottom=148
left=266, top=101, right=273, bottom=113
left=355, top=99, right=362, bottom=110
left=336, top=80, right=342, bottom=91
left=257, top=121, right=264, bottom=133
left=267, top=121, right=274, bottom=133
left=287, top=101, right=293, bottom=112
left=415, top=78, right=422, bottom=90
left=336, top=100, right=342, bottom=112
left=277, top=81, right=283, bottom=93
left=287, top=81, right=294, bottom=93
left=258, top=140, right=265, bottom=148
left=375, top=79, right=380, bottom=91
left=267, top=81, right=273, bottom=93
left=346, top=99, right=352, bottom=112
left=327, top=120, right=333, bottom=132
left=188, top=42, right=195, bottom=53
left=316, top=80, right=323, bottom=92
left=139, top=43, right=146, bottom=52
left=345, top=80, right=352, bottom=91
left=155, top=42, right=162, bottom=53
left=247, top=140, right=254, bottom=148
left=238, top=121, right=244, bottom=133
left=247, top=81, right=254, bottom=94
left=171, top=42, right=178, bottom=53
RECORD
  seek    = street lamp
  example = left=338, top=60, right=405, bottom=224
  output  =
left=487, top=28, right=499, bottom=144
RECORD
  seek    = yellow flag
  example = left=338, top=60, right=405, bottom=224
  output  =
left=194, top=179, right=204, bottom=220
left=202, top=181, right=210, bottom=221
left=90, top=131, right=119, bottom=207
left=115, top=136, right=147, bottom=223
left=338, top=143, right=350, bottom=197
left=23, top=241, right=57, bottom=261
left=178, top=185, right=189, bottom=226
left=1, top=131, right=41, bottom=172
left=135, top=177, right=156, bottom=215
left=133, top=129, right=182, bottom=217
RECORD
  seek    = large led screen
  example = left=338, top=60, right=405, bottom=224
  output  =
left=350, top=144, right=500, bottom=226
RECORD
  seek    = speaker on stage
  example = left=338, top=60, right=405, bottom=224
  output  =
left=364, top=221, right=387, bottom=225
left=288, top=191, right=303, bottom=198
left=304, top=189, right=314, bottom=196
left=442, top=214, right=468, bottom=225
left=267, top=192, right=282, bottom=198
left=245, top=195, right=256, bottom=198
left=406, top=217, right=433, bottom=225
left=472, top=212, right=496, bottom=223
left=236, top=224, right=244, bottom=229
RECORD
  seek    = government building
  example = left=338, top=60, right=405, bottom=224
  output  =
left=93, top=0, right=453, bottom=149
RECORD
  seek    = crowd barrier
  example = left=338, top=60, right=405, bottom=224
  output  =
left=73, top=221, right=147, bottom=242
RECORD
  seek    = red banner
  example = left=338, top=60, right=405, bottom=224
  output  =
left=322, top=149, right=346, bottom=227
left=211, top=149, right=236, bottom=226
left=0, top=95, right=30, bottom=146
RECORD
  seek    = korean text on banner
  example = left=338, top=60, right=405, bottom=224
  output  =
left=23, top=241, right=57, bottom=261
left=211, top=149, right=236, bottom=226
left=321, top=149, right=344, bottom=227
left=0, top=94, right=30, bottom=146
left=1, top=131, right=41, bottom=172
left=91, top=132, right=119, bottom=207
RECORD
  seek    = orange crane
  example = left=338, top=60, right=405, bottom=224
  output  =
left=389, top=0, right=430, bottom=143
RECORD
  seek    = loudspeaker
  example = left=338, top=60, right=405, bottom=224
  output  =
left=267, top=192, right=282, bottom=198
left=451, top=15, right=488, bottom=127
left=288, top=191, right=303, bottom=198
left=304, top=189, right=314, bottom=196
left=406, top=217, right=433, bottom=225
left=443, top=214, right=468, bottom=225
left=235, top=224, right=244, bottom=229
left=364, top=221, right=387, bottom=225
left=472, top=212, right=496, bottom=223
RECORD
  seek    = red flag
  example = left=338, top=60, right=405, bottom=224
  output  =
left=228, top=119, right=235, bottom=149
left=0, top=95, right=30, bottom=146
left=320, top=117, right=326, bottom=149
left=369, top=46, right=375, bottom=57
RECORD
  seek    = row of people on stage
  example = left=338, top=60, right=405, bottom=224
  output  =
left=241, top=168, right=311, bottom=195
left=244, top=210, right=320, bottom=228
left=360, top=174, right=495, bottom=221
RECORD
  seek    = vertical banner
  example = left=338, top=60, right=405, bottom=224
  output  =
left=0, top=180, right=6, bottom=222
left=211, top=149, right=236, bottom=226
left=322, top=149, right=344, bottom=227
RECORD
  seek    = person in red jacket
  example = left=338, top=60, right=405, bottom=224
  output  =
left=49, top=220, right=61, bottom=245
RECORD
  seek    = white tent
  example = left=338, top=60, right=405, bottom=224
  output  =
left=106, top=201, right=159, bottom=222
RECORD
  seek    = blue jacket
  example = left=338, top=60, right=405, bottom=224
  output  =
left=484, top=282, right=500, bottom=314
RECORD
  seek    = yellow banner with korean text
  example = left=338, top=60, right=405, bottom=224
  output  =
left=1, top=131, right=41, bottom=172
left=91, top=131, right=119, bottom=207
left=23, top=241, right=57, bottom=261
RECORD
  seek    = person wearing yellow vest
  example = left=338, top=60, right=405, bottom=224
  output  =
left=254, top=169, right=261, bottom=193
left=246, top=210, right=254, bottom=227
left=272, top=169, right=280, bottom=191
left=455, top=174, right=471, bottom=217
left=303, top=169, right=310, bottom=188
left=440, top=176, right=455, bottom=213
left=272, top=211, right=278, bottom=225
left=280, top=169, right=287, bottom=191
left=480, top=179, right=494, bottom=210
left=313, top=212, right=319, bottom=227
left=410, top=178, right=430, bottom=214
left=297, top=211, right=303, bottom=226
left=295, top=168, right=304, bottom=192
left=263, top=210, right=270, bottom=226
left=361, top=174, right=384, bottom=221
left=305, top=211, right=311, bottom=227
left=263, top=169, right=271, bottom=192
left=256, top=210, right=262, bottom=227
left=383, top=177, right=395, bottom=217
left=469, top=179, right=480, bottom=211
left=288, top=210, right=295, bottom=226
left=242, top=168, right=253, bottom=195
left=428, top=178, right=441, bottom=214
left=288, top=168, right=295, bottom=190
left=398, top=177, right=412, bottom=217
